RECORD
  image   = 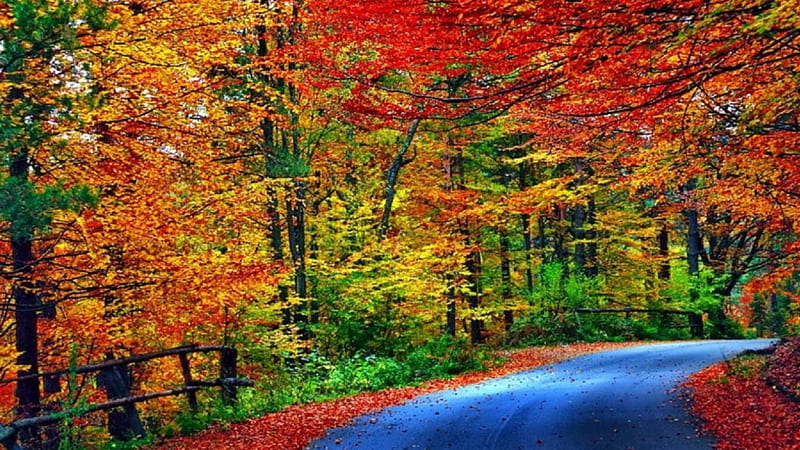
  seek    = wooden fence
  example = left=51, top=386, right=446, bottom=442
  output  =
left=574, top=307, right=704, bottom=338
left=0, top=345, right=252, bottom=450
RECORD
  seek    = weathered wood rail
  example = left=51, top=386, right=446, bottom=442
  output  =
left=0, top=345, right=252, bottom=450
left=574, top=307, right=704, bottom=338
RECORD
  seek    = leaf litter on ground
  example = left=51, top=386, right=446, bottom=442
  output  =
left=685, top=338, right=800, bottom=450
left=154, top=341, right=638, bottom=450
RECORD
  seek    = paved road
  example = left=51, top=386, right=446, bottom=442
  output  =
left=308, top=340, right=775, bottom=449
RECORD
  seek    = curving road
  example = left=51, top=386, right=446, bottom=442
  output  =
left=307, top=340, right=775, bottom=450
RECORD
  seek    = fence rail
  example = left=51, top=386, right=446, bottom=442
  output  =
left=573, top=307, right=704, bottom=337
left=0, top=345, right=252, bottom=450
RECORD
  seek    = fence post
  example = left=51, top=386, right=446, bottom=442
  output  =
left=40, top=373, right=63, bottom=449
left=97, top=364, right=145, bottom=441
left=178, top=354, right=199, bottom=413
left=688, top=312, right=704, bottom=338
left=219, top=348, right=238, bottom=405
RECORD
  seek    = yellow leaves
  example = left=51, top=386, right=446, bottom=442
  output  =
left=742, top=0, right=800, bottom=33
left=0, top=7, right=13, bottom=29
left=503, top=175, right=580, bottom=215
left=0, top=345, right=26, bottom=376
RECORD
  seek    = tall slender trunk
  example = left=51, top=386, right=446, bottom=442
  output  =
left=686, top=208, right=703, bottom=276
left=499, top=229, right=513, bottom=331
left=536, top=216, right=547, bottom=250
left=379, top=119, right=421, bottom=239
left=285, top=7, right=311, bottom=320
left=571, top=158, right=593, bottom=275
left=585, top=197, right=598, bottom=277
left=683, top=180, right=704, bottom=277
left=442, top=137, right=458, bottom=337
left=11, top=149, right=41, bottom=439
left=445, top=274, right=456, bottom=337
left=287, top=189, right=307, bottom=300
left=658, top=219, right=670, bottom=280
left=286, top=181, right=308, bottom=337
left=258, top=4, right=311, bottom=334
left=553, top=205, right=568, bottom=263
left=517, top=163, right=535, bottom=292
left=451, top=142, right=483, bottom=344
left=573, top=202, right=587, bottom=272
left=258, top=14, right=294, bottom=328
left=465, top=240, right=483, bottom=344
left=267, top=189, right=292, bottom=327
left=521, top=214, right=534, bottom=293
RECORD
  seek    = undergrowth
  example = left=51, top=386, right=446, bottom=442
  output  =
left=169, top=335, right=490, bottom=437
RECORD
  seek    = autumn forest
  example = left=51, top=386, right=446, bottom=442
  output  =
left=1, top=0, right=799, bottom=446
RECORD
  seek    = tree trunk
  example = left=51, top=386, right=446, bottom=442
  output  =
left=658, top=219, right=670, bottom=280
left=465, top=239, right=483, bottom=344
left=686, top=208, right=703, bottom=276
left=499, top=229, right=513, bottom=332
left=445, top=274, right=456, bottom=337
left=219, top=347, right=238, bottom=404
left=517, top=162, right=535, bottom=292
left=97, top=362, right=144, bottom=441
left=683, top=180, right=704, bottom=277
left=12, top=237, right=40, bottom=427
left=258, top=21, right=295, bottom=328
left=536, top=215, right=547, bottom=251
left=286, top=181, right=308, bottom=338
left=571, top=158, right=594, bottom=276
left=379, top=119, right=421, bottom=239
left=10, top=150, right=41, bottom=442
left=521, top=214, right=534, bottom=293
left=553, top=205, right=568, bottom=263
left=585, top=197, right=598, bottom=277
left=449, top=140, right=482, bottom=344
left=442, top=136, right=458, bottom=338
left=267, top=187, right=293, bottom=328
left=573, top=202, right=587, bottom=272
left=286, top=185, right=307, bottom=300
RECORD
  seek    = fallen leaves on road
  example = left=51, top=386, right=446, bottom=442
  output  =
left=686, top=339, right=800, bottom=450
left=155, top=341, right=637, bottom=450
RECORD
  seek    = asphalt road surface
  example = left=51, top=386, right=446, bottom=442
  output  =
left=307, top=340, right=775, bottom=450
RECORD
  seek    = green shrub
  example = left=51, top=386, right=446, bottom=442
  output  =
left=403, top=335, right=486, bottom=379
left=508, top=313, right=580, bottom=345
left=174, top=388, right=275, bottom=436
left=322, top=355, right=411, bottom=393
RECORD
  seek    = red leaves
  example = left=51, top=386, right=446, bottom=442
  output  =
left=686, top=340, right=800, bottom=450
left=154, top=342, right=636, bottom=450
left=765, top=339, right=800, bottom=401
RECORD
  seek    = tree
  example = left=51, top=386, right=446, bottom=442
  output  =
left=1, top=0, right=290, bottom=436
left=1, top=0, right=113, bottom=433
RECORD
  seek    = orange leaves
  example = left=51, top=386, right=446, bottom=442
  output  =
left=2, top=0, right=799, bottom=440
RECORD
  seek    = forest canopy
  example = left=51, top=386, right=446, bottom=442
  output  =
left=1, top=0, right=798, bottom=444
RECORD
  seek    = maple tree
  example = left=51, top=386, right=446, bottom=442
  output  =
left=1, top=0, right=289, bottom=440
left=298, top=0, right=800, bottom=340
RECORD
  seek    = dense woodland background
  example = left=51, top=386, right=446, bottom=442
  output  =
left=1, top=0, right=799, bottom=445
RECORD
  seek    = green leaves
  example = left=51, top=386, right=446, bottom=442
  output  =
left=0, top=175, right=96, bottom=239
left=265, top=149, right=310, bottom=179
